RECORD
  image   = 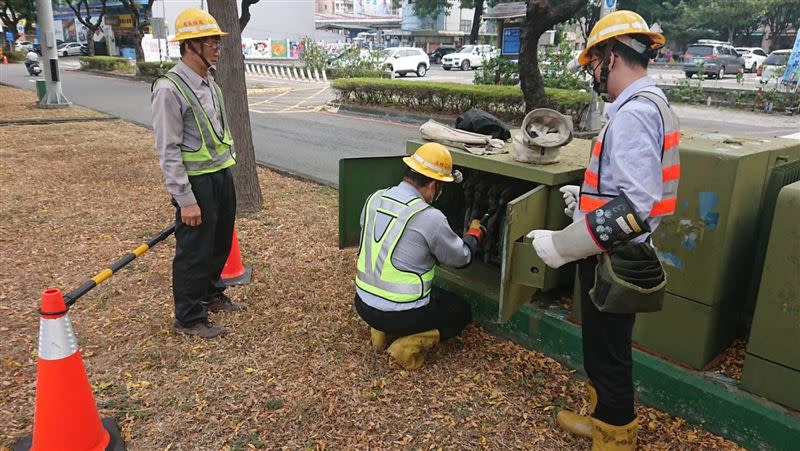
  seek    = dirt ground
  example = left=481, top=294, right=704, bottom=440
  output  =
left=0, top=86, right=742, bottom=450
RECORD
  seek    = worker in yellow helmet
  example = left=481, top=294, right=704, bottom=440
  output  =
left=353, top=143, right=486, bottom=370
left=151, top=8, right=244, bottom=339
left=528, top=11, right=681, bottom=450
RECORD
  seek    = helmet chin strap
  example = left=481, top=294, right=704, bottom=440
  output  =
left=190, top=40, right=213, bottom=70
left=592, top=43, right=615, bottom=102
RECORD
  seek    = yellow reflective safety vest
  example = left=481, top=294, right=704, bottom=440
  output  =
left=156, top=71, right=236, bottom=176
left=355, top=189, right=436, bottom=303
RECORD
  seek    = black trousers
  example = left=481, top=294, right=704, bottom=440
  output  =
left=578, top=258, right=637, bottom=426
left=172, top=168, right=236, bottom=326
left=354, top=288, right=472, bottom=340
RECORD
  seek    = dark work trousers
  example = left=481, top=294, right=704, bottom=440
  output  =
left=172, top=168, right=236, bottom=327
left=578, top=258, right=637, bottom=426
left=354, top=287, right=472, bottom=340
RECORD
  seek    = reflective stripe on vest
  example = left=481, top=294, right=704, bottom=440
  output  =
left=580, top=90, right=680, bottom=217
left=355, top=190, right=436, bottom=303
left=159, top=72, right=236, bottom=175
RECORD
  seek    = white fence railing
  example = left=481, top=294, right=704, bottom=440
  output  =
left=244, top=63, right=327, bottom=83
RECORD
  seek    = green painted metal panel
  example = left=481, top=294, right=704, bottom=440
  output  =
left=741, top=354, right=800, bottom=412
left=338, top=156, right=406, bottom=249
left=745, top=181, right=800, bottom=370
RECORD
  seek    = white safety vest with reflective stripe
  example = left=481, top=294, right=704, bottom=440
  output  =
left=156, top=71, right=236, bottom=176
left=580, top=90, right=680, bottom=217
left=355, top=189, right=436, bottom=304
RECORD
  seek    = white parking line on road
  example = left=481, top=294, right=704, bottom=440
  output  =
left=781, top=132, right=800, bottom=140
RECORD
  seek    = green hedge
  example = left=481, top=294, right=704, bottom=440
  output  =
left=79, top=56, right=134, bottom=74
left=136, top=61, right=177, bottom=78
left=327, top=67, right=387, bottom=79
left=330, top=78, right=590, bottom=124
left=5, top=50, right=27, bottom=62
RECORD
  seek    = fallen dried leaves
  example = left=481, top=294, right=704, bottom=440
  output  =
left=0, top=86, right=743, bottom=450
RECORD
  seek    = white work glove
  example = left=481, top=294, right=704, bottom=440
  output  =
left=527, top=218, right=605, bottom=269
left=559, top=185, right=580, bottom=219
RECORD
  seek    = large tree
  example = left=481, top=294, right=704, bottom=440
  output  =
left=207, top=0, right=263, bottom=214
left=519, top=0, right=585, bottom=112
left=65, top=0, right=108, bottom=56
left=0, top=0, right=34, bottom=44
left=117, top=0, right=153, bottom=61
left=692, top=0, right=763, bottom=44
left=239, top=0, right=261, bottom=32
left=762, top=0, right=800, bottom=51
left=392, top=0, right=510, bottom=44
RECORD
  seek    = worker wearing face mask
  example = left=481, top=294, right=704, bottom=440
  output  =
left=353, top=143, right=485, bottom=370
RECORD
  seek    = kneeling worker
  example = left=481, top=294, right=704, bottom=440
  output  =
left=353, top=143, right=485, bottom=370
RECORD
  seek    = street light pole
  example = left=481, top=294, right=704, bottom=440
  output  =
left=35, top=0, right=71, bottom=108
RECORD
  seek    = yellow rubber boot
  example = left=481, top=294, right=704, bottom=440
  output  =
left=590, top=417, right=638, bottom=451
left=387, top=329, right=440, bottom=370
left=556, top=382, right=598, bottom=438
left=370, top=328, right=388, bottom=350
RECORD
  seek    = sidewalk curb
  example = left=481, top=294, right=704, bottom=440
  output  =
left=336, top=103, right=460, bottom=126
left=435, top=278, right=800, bottom=451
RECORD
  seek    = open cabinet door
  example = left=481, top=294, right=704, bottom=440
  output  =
left=499, top=185, right=550, bottom=322
left=339, top=156, right=406, bottom=248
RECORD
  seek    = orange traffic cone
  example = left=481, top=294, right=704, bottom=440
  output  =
left=14, top=289, right=125, bottom=451
left=218, top=226, right=252, bottom=286
left=2, top=55, right=8, bottom=64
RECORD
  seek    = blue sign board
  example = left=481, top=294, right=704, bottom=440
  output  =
left=781, top=33, right=799, bottom=88
left=606, top=0, right=617, bottom=8
left=502, top=27, right=520, bottom=56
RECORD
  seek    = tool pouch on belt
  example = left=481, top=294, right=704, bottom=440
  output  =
left=589, top=242, right=666, bottom=314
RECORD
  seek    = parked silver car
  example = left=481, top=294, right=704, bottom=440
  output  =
left=683, top=40, right=744, bottom=79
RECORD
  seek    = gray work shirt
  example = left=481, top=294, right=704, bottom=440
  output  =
left=573, top=76, right=667, bottom=239
left=151, top=60, right=225, bottom=207
left=357, top=181, right=472, bottom=311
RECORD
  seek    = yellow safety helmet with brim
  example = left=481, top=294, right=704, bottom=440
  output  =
left=577, top=10, right=665, bottom=67
left=403, top=143, right=457, bottom=182
left=171, top=8, right=228, bottom=42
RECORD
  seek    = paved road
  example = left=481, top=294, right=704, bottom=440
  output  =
left=2, top=63, right=797, bottom=186
left=0, top=63, right=415, bottom=186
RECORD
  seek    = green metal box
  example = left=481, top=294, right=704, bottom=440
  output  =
left=338, top=134, right=586, bottom=322
left=740, top=181, right=800, bottom=410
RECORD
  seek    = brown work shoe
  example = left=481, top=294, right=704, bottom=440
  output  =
left=173, top=320, right=227, bottom=339
left=205, top=293, right=247, bottom=313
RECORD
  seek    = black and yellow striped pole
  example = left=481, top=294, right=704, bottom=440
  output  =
left=64, top=223, right=176, bottom=307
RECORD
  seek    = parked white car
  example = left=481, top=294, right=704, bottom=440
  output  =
left=58, top=42, right=83, bottom=56
left=735, top=47, right=768, bottom=73
left=758, top=49, right=792, bottom=83
left=14, top=40, right=32, bottom=52
left=441, top=45, right=495, bottom=71
left=382, top=47, right=430, bottom=77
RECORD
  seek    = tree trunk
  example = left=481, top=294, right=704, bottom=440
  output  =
left=469, top=0, right=484, bottom=45
left=87, top=36, right=96, bottom=56
left=208, top=0, right=263, bottom=215
left=520, top=23, right=547, bottom=112
left=133, top=30, right=144, bottom=61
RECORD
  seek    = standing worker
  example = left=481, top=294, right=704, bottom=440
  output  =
left=528, top=11, right=680, bottom=450
left=152, top=8, right=246, bottom=339
left=354, top=143, right=486, bottom=370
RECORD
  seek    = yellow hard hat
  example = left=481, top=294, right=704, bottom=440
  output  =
left=171, top=8, right=228, bottom=43
left=403, top=143, right=456, bottom=182
left=577, top=10, right=665, bottom=66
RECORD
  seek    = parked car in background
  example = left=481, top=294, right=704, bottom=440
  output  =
left=382, top=47, right=430, bottom=77
left=441, top=44, right=495, bottom=71
left=683, top=40, right=744, bottom=79
left=428, top=46, right=456, bottom=64
left=14, top=40, right=32, bottom=52
left=735, top=47, right=768, bottom=73
left=758, top=49, right=792, bottom=82
left=57, top=42, right=83, bottom=56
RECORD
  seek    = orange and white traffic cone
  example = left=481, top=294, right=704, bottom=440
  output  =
left=13, top=289, right=125, bottom=451
left=218, top=226, right=252, bottom=286
left=2, top=55, right=8, bottom=64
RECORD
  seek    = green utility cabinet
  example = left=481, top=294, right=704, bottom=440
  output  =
left=572, top=131, right=800, bottom=369
left=338, top=133, right=586, bottom=322
left=740, top=181, right=800, bottom=411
